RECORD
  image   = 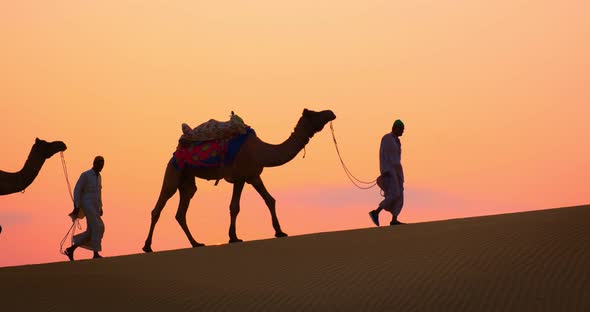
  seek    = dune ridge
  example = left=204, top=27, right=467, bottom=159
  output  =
left=1, top=205, right=589, bottom=311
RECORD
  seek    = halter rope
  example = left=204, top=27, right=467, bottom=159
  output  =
left=329, top=122, right=377, bottom=189
left=59, top=152, right=81, bottom=255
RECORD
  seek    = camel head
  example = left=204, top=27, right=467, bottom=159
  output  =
left=33, top=138, right=67, bottom=159
left=302, top=109, right=336, bottom=134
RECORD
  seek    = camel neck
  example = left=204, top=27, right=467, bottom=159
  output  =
left=255, top=117, right=313, bottom=168
left=0, top=145, right=47, bottom=195
left=18, top=148, right=46, bottom=191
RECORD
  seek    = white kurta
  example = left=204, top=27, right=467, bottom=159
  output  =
left=72, top=169, right=104, bottom=251
left=378, top=133, right=404, bottom=217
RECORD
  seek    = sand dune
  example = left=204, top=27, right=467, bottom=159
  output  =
left=1, top=205, right=589, bottom=311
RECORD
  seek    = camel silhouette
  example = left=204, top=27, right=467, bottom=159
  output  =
left=143, top=109, right=336, bottom=252
left=1, top=138, right=67, bottom=234
left=0, top=138, right=67, bottom=195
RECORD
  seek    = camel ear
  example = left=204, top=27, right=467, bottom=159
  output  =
left=303, top=108, right=310, bottom=117
left=35, top=138, right=41, bottom=143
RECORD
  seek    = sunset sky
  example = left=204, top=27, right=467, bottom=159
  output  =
left=1, top=0, right=589, bottom=267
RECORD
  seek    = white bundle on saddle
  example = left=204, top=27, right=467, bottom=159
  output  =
left=180, top=111, right=249, bottom=142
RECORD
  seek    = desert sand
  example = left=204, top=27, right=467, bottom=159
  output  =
left=1, top=205, right=589, bottom=311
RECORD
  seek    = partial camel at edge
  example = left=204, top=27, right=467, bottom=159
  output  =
left=0, top=138, right=67, bottom=234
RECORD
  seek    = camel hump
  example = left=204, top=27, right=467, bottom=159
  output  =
left=180, top=112, right=249, bottom=142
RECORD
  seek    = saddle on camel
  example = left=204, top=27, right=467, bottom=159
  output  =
left=172, top=111, right=253, bottom=174
left=143, top=108, right=336, bottom=251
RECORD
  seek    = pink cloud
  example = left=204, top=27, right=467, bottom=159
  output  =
left=271, top=185, right=538, bottom=227
left=0, top=211, right=32, bottom=225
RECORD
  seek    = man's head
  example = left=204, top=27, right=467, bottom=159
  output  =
left=93, top=156, right=105, bottom=173
left=392, top=119, right=405, bottom=137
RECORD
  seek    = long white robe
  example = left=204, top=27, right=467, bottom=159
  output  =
left=378, top=133, right=404, bottom=217
left=72, top=169, right=104, bottom=252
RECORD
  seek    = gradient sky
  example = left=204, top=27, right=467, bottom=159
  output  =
left=1, top=0, right=589, bottom=267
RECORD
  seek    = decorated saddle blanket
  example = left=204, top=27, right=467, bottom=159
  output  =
left=172, top=128, right=254, bottom=170
left=180, top=112, right=249, bottom=142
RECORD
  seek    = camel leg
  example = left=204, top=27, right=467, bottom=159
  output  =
left=143, top=161, right=180, bottom=253
left=249, top=176, right=288, bottom=238
left=176, top=175, right=205, bottom=248
left=228, top=180, right=245, bottom=243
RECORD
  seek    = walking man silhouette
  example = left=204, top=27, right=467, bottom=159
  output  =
left=369, top=120, right=405, bottom=226
left=65, top=156, right=105, bottom=260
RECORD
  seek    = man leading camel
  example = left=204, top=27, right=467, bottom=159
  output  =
left=65, top=156, right=105, bottom=260
left=369, top=119, right=406, bottom=226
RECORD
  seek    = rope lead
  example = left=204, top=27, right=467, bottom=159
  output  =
left=329, top=122, right=377, bottom=189
left=58, top=152, right=80, bottom=255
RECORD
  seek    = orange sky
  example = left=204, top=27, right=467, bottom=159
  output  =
left=1, top=0, right=589, bottom=267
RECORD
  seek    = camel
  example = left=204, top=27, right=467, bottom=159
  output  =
left=143, top=108, right=336, bottom=252
left=0, top=138, right=67, bottom=196
left=0, top=138, right=67, bottom=235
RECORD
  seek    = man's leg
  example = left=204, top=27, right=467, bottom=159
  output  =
left=64, top=244, right=78, bottom=261
left=67, top=221, right=91, bottom=261
left=371, top=177, right=400, bottom=226
left=68, top=204, right=104, bottom=260
left=390, top=191, right=405, bottom=225
left=370, top=193, right=395, bottom=226
left=90, top=217, right=105, bottom=258
left=369, top=209, right=380, bottom=226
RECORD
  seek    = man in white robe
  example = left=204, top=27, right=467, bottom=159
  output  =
left=369, top=120, right=405, bottom=226
left=65, top=156, right=105, bottom=260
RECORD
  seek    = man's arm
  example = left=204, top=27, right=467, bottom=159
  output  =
left=98, top=177, right=103, bottom=216
left=73, top=172, right=86, bottom=209
left=379, top=135, right=394, bottom=176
